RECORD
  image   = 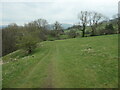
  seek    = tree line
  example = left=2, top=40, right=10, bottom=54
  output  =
left=2, top=19, right=64, bottom=56
left=2, top=11, right=119, bottom=56
left=78, top=11, right=119, bottom=37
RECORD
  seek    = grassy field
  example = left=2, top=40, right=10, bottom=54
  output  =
left=2, top=34, right=118, bottom=88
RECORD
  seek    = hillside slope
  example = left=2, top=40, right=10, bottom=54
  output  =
left=2, top=34, right=118, bottom=88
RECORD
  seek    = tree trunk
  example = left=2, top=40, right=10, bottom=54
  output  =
left=28, top=47, right=32, bottom=54
left=28, top=49, right=32, bottom=54
left=82, top=24, right=85, bottom=37
left=91, top=26, right=96, bottom=36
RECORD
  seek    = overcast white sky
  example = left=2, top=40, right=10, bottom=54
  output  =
left=0, top=0, right=119, bottom=25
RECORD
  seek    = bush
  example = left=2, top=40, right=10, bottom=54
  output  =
left=17, top=34, right=39, bottom=54
left=105, top=24, right=115, bottom=34
left=68, top=30, right=78, bottom=38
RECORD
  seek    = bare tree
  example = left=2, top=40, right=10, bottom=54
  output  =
left=53, top=21, right=62, bottom=30
left=24, top=19, right=49, bottom=41
left=88, top=11, right=107, bottom=36
left=78, top=11, right=89, bottom=37
left=24, top=19, right=48, bottom=30
left=33, top=19, right=48, bottom=29
left=53, top=21, right=64, bottom=36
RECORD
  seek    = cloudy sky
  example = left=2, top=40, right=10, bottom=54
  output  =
left=0, top=0, right=119, bottom=25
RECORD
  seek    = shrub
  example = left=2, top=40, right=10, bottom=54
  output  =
left=17, top=34, right=39, bottom=54
left=68, top=30, right=78, bottom=38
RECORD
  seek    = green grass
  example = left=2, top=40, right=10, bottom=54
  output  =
left=2, top=34, right=118, bottom=88
left=59, top=35, right=69, bottom=39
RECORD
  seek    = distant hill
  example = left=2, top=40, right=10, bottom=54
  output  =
left=61, top=23, right=73, bottom=29
left=0, top=24, right=73, bottom=30
left=0, top=25, right=8, bottom=29
left=46, top=23, right=73, bottom=30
